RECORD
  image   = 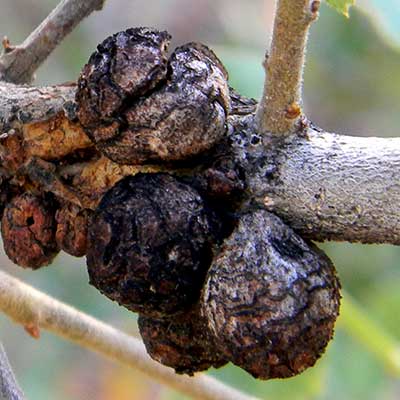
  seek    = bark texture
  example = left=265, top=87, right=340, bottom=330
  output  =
left=223, top=109, right=400, bottom=245
left=250, top=128, right=400, bottom=244
left=0, top=83, right=76, bottom=132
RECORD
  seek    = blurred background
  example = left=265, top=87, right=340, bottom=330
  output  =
left=1, top=0, right=400, bottom=399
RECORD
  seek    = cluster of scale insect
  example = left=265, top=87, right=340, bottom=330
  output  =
left=0, top=28, right=341, bottom=380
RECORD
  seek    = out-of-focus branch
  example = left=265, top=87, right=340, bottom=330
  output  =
left=0, top=341, right=25, bottom=400
left=255, top=0, right=320, bottom=134
left=0, top=0, right=106, bottom=84
left=0, top=270, right=258, bottom=400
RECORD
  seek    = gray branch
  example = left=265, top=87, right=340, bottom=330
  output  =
left=0, top=0, right=106, bottom=84
left=0, top=341, right=25, bottom=400
left=0, top=82, right=76, bottom=132
left=247, top=125, right=400, bottom=244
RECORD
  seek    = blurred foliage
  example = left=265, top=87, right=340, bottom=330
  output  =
left=326, top=0, right=355, bottom=17
left=366, top=0, right=400, bottom=47
left=0, top=1, right=400, bottom=399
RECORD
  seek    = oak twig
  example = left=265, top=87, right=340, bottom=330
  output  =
left=255, top=0, right=320, bottom=134
left=2, top=82, right=400, bottom=244
left=248, top=126, right=400, bottom=244
left=0, top=0, right=106, bottom=84
left=0, top=270, right=258, bottom=400
left=0, top=82, right=76, bottom=132
left=0, top=341, right=25, bottom=400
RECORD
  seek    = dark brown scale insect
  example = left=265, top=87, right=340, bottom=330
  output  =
left=1, top=193, right=59, bottom=269
left=202, top=209, right=341, bottom=380
left=86, top=173, right=224, bottom=317
left=55, top=203, right=91, bottom=257
left=76, top=28, right=230, bottom=165
left=138, top=307, right=228, bottom=375
left=76, top=27, right=170, bottom=129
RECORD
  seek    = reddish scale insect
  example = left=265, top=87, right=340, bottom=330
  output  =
left=2, top=193, right=59, bottom=269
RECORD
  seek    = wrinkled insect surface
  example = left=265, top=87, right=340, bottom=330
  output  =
left=2, top=193, right=59, bottom=269
left=76, top=27, right=230, bottom=165
left=138, top=306, right=228, bottom=375
left=202, top=210, right=341, bottom=379
left=0, top=27, right=342, bottom=381
left=55, top=203, right=90, bottom=257
left=86, top=173, right=225, bottom=318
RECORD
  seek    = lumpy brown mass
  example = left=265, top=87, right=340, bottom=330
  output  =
left=138, top=306, right=227, bottom=375
left=76, top=27, right=170, bottom=128
left=1, top=193, right=59, bottom=269
left=55, top=203, right=90, bottom=257
left=76, top=27, right=230, bottom=165
left=86, top=173, right=223, bottom=317
left=202, top=209, right=341, bottom=379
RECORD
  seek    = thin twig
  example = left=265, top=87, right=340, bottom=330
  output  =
left=255, top=0, right=320, bottom=134
left=0, top=270, right=258, bottom=400
left=0, top=0, right=106, bottom=84
left=0, top=341, right=25, bottom=400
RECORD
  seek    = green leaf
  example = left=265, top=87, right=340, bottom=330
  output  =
left=326, top=0, right=355, bottom=17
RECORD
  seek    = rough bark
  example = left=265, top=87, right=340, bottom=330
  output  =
left=0, top=82, right=76, bottom=132
left=229, top=108, right=400, bottom=245
left=249, top=127, right=400, bottom=244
